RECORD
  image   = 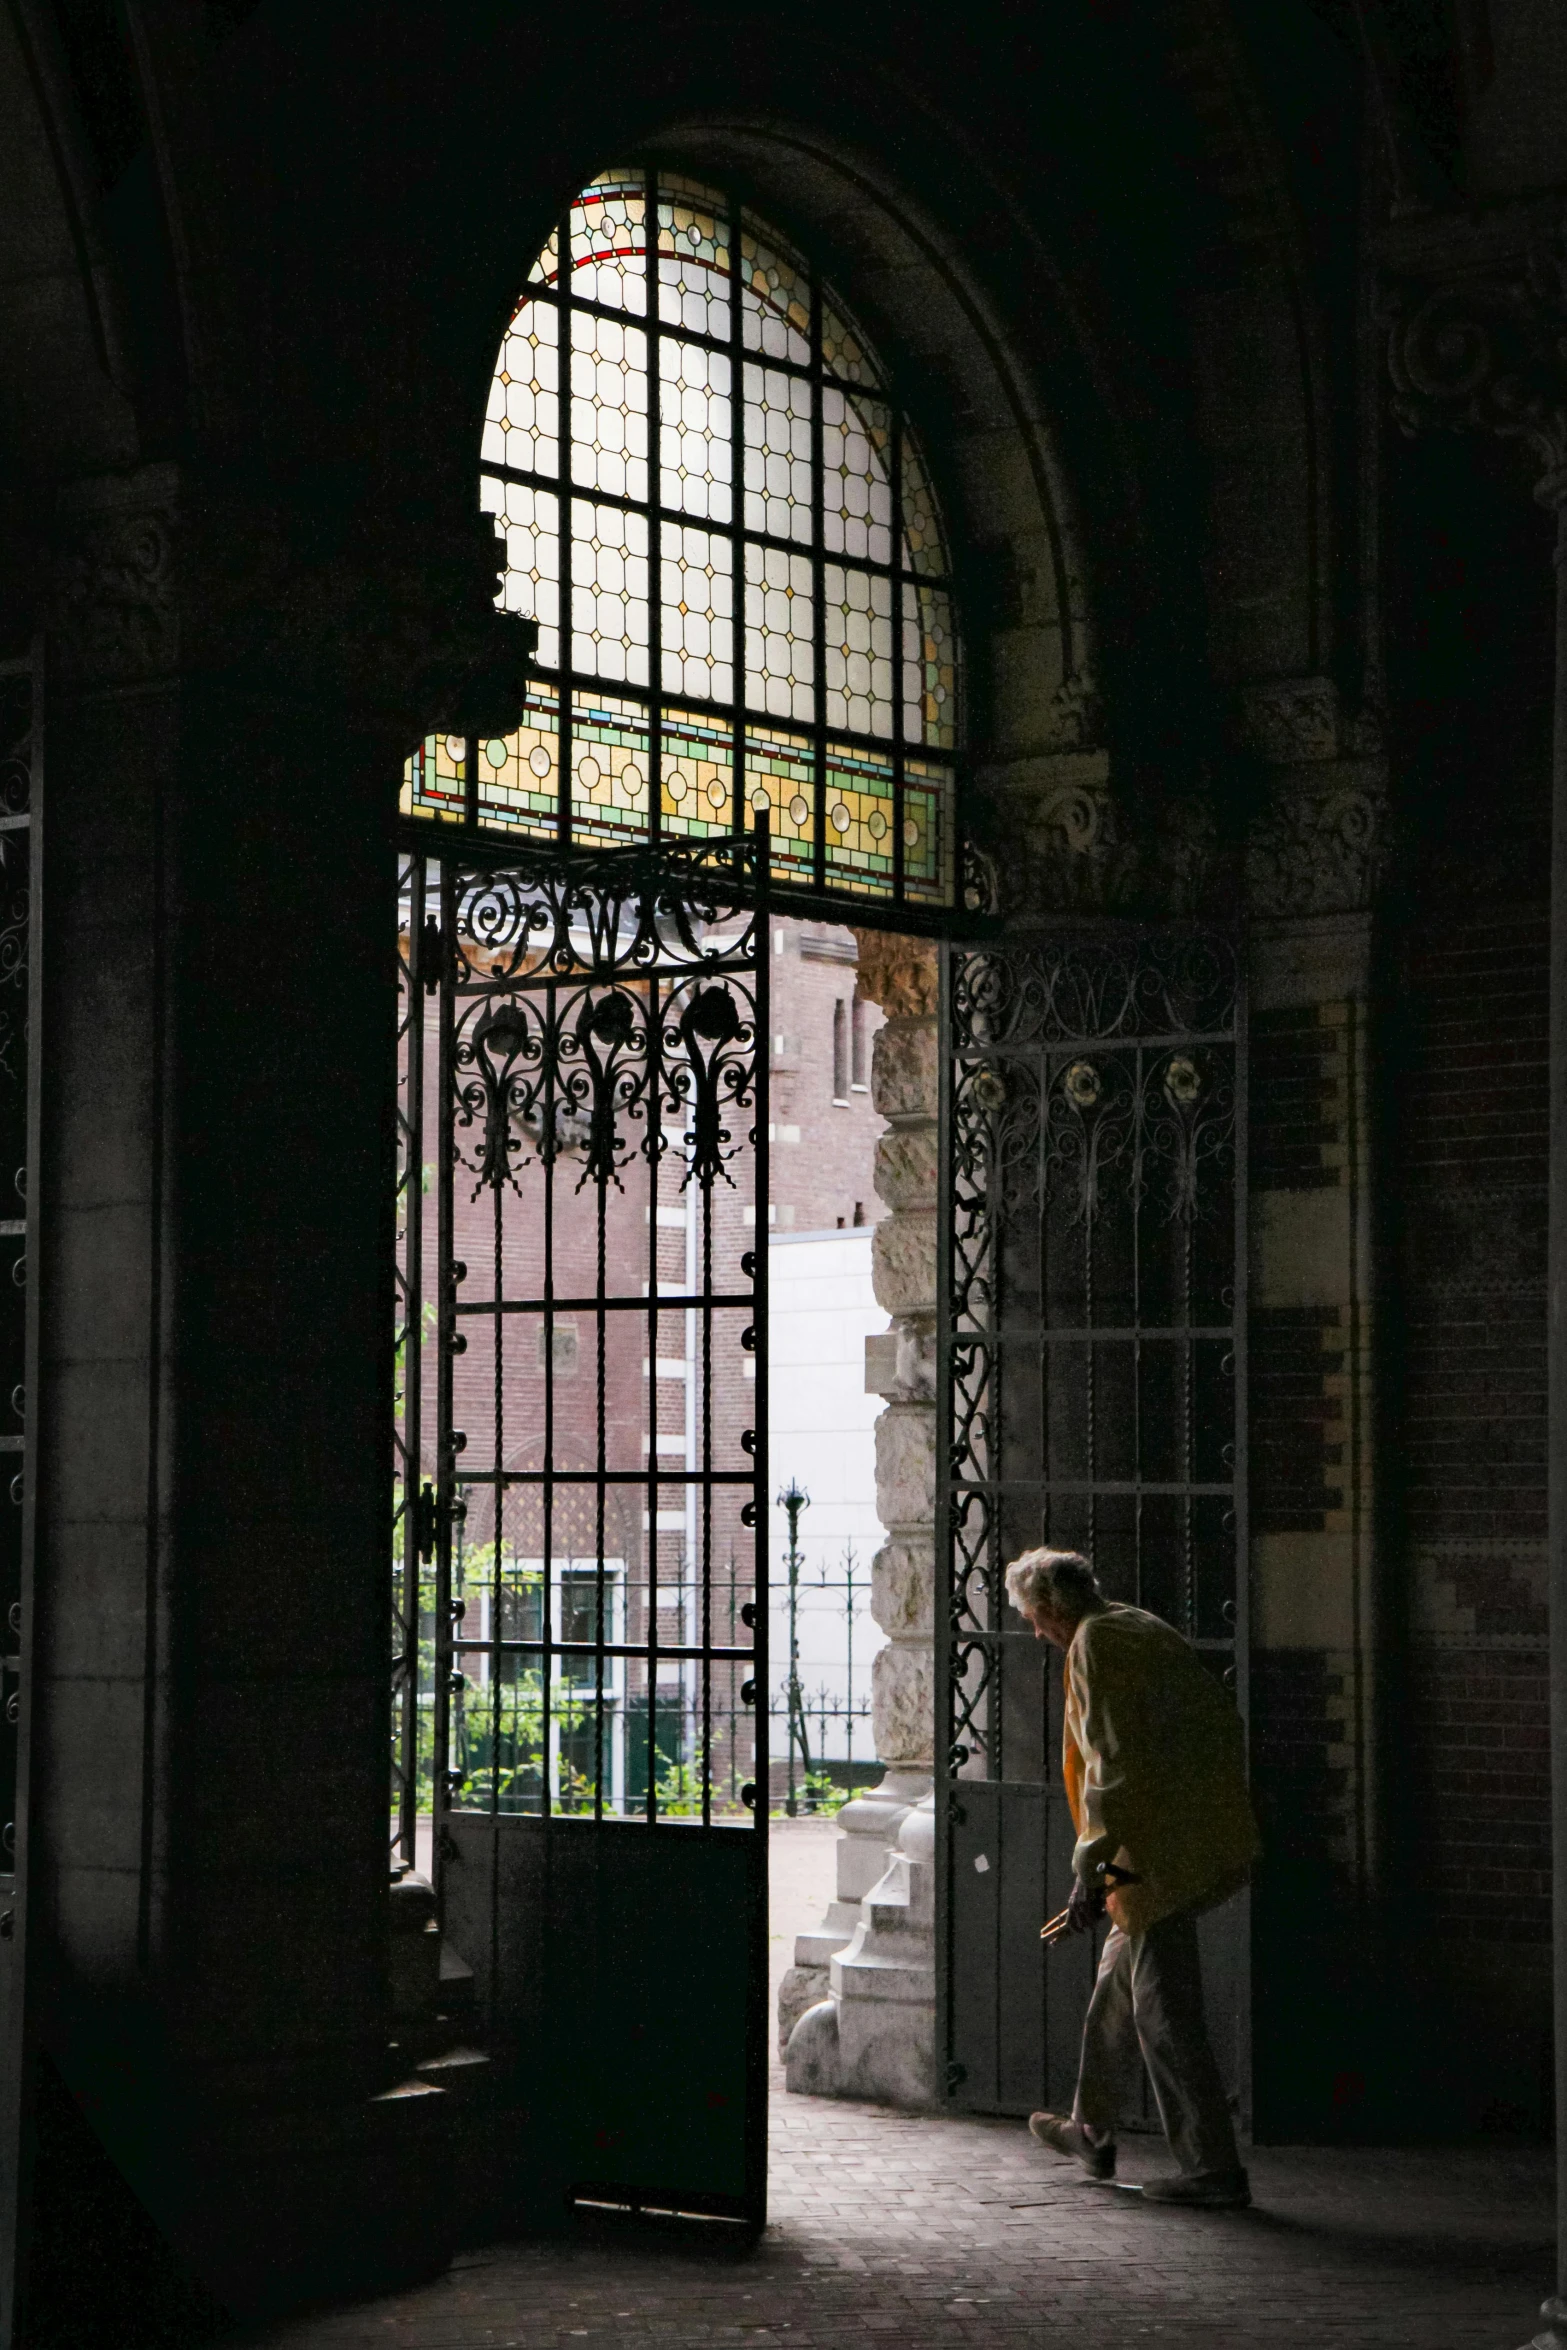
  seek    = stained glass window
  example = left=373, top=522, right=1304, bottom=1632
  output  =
left=402, top=168, right=960, bottom=907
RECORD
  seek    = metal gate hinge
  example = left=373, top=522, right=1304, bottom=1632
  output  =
left=414, top=1480, right=439, bottom=1562
left=419, top=915, right=447, bottom=996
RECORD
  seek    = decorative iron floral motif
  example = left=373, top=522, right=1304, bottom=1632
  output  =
left=940, top=928, right=1241, bottom=1780
left=447, top=835, right=759, bottom=1199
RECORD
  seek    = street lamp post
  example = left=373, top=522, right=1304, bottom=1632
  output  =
left=779, top=1479, right=811, bottom=1816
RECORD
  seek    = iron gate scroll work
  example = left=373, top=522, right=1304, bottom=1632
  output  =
left=396, top=829, right=767, bottom=2228
left=937, top=928, right=1249, bottom=2123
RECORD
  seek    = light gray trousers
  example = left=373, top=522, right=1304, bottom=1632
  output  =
left=1071, top=1906, right=1241, bottom=2176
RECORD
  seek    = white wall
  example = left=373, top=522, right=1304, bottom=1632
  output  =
left=768, top=1228, right=887, bottom=1766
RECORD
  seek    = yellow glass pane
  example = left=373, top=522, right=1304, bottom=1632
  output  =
left=742, top=723, right=815, bottom=885
left=571, top=691, right=651, bottom=847
left=661, top=706, right=734, bottom=840
left=401, top=733, right=467, bottom=825
left=904, top=757, right=954, bottom=905
left=474, top=685, right=561, bottom=838
left=822, top=740, right=896, bottom=897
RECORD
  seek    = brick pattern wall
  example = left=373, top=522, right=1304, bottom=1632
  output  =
left=1251, top=1005, right=1346, bottom=1192
left=1401, top=913, right=1549, bottom=1548
left=1249, top=1649, right=1347, bottom=1874
left=1398, top=909, right=1550, bottom=1956
left=1248, top=1002, right=1359, bottom=1884
left=1251, top=1307, right=1346, bottom=1535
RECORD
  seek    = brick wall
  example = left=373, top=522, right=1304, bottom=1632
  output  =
left=768, top=923, right=887, bottom=1233
left=1396, top=908, right=1550, bottom=1979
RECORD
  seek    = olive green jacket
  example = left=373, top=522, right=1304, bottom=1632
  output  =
left=1063, top=1603, right=1260, bottom=1936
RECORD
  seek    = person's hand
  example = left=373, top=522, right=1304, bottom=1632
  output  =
left=1067, top=1876, right=1105, bottom=1934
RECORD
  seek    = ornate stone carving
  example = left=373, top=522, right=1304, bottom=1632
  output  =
left=1046, top=669, right=1103, bottom=750
left=851, top=930, right=937, bottom=1019
left=1236, top=675, right=1341, bottom=763
left=52, top=465, right=181, bottom=685
left=1386, top=220, right=1567, bottom=494
left=50, top=464, right=535, bottom=736
left=1246, top=771, right=1389, bottom=918
left=1381, top=210, right=1567, bottom=500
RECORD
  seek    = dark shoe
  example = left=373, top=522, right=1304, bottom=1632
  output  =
left=1027, top=2110, right=1116, bottom=2181
left=1139, top=2167, right=1251, bottom=2209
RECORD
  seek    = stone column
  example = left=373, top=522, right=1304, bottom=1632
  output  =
left=781, top=934, right=940, bottom=2104
left=25, top=466, right=528, bottom=2316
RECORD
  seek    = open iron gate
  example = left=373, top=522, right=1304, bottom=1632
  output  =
left=394, top=829, right=768, bottom=2228
left=936, top=926, right=1249, bottom=2125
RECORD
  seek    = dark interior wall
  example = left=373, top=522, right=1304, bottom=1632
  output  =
left=1377, top=424, right=1557, bottom=2132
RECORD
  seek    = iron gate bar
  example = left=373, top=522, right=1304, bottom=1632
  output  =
left=393, top=816, right=770, bottom=2224
left=936, top=922, right=1249, bottom=2123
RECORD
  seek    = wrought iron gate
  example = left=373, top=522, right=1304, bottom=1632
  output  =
left=937, top=927, right=1248, bottom=2121
left=395, top=829, right=767, bottom=2227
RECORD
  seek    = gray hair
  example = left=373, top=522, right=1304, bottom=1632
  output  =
left=1004, top=1547, right=1101, bottom=1620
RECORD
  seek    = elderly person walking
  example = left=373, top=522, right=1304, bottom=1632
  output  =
left=1006, top=1545, right=1260, bottom=2209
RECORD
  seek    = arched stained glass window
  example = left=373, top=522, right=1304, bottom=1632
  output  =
left=402, top=168, right=960, bottom=907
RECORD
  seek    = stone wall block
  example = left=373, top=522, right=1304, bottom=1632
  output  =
left=871, top=1210, right=938, bottom=1318
left=872, top=1643, right=935, bottom=1767
left=875, top=1401, right=937, bottom=1530
left=873, top=1124, right=939, bottom=1213
left=871, top=1537, right=935, bottom=1638
left=871, top=1018, right=940, bottom=1124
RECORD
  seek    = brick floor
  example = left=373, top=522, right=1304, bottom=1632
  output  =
left=245, top=2093, right=1554, bottom=2350
left=245, top=1834, right=1555, bottom=2348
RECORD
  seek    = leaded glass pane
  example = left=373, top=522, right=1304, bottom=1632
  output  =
left=569, top=311, right=648, bottom=503
left=571, top=501, right=650, bottom=685
left=824, top=563, right=894, bottom=738
left=659, top=340, right=731, bottom=522
left=571, top=691, right=650, bottom=846
left=745, top=542, right=814, bottom=722
left=657, top=178, right=731, bottom=339
left=743, top=364, right=813, bottom=544
left=573, top=172, right=647, bottom=312
left=743, top=722, right=816, bottom=884
left=436, top=166, right=964, bottom=906
left=662, top=706, right=735, bottom=838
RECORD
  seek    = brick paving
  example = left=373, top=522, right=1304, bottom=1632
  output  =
left=241, top=1837, right=1554, bottom=2347
left=245, top=2091, right=1554, bottom=2349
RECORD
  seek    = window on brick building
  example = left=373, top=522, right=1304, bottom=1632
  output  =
left=402, top=168, right=961, bottom=909
left=832, top=997, right=849, bottom=1103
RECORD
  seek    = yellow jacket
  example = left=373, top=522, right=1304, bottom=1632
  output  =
left=1062, top=1603, right=1260, bottom=1936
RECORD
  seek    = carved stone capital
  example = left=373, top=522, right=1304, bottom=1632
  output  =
left=1044, top=668, right=1103, bottom=751
left=1386, top=222, right=1567, bottom=489
left=977, top=761, right=1226, bottom=922
left=48, top=465, right=535, bottom=737
left=51, top=464, right=181, bottom=686
left=1235, top=675, right=1341, bottom=764
left=1246, top=766, right=1389, bottom=919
